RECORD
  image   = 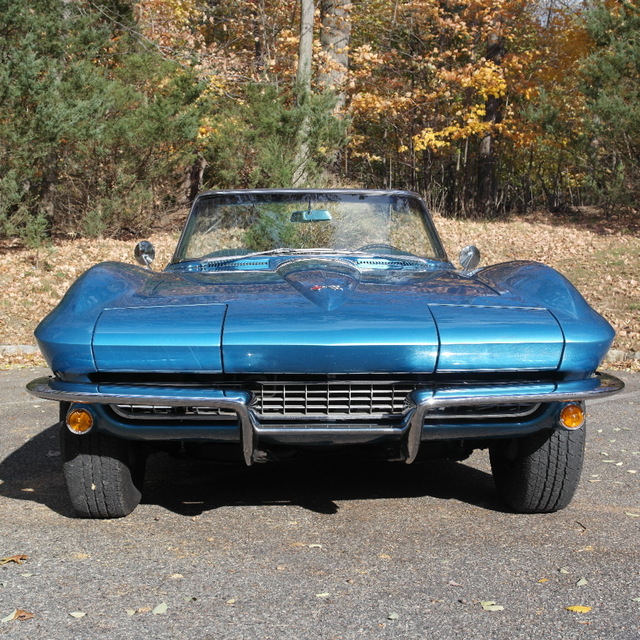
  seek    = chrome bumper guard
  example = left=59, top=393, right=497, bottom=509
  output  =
left=27, top=373, right=625, bottom=465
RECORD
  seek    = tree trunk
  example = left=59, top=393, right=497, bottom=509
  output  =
left=181, top=155, right=207, bottom=205
left=476, top=39, right=506, bottom=216
left=319, top=0, right=351, bottom=111
left=292, top=0, right=315, bottom=187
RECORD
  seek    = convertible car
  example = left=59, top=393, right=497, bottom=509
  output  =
left=27, top=189, right=624, bottom=518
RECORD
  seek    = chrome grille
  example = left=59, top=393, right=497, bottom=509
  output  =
left=423, top=403, right=541, bottom=420
left=254, top=381, right=414, bottom=417
left=109, top=385, right=541, bottom=422
left=111, top=405, right=236, bottom=421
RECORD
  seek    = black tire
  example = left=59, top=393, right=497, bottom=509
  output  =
left=60, top=424, right=146, bottom=518
left=489, top=425, right=585, bottom=513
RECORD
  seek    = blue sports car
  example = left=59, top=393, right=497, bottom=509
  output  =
left=27, top=189, right=624, bottom=517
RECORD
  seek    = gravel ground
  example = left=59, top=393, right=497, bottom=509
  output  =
left=1, top=367, right=639, bottom=639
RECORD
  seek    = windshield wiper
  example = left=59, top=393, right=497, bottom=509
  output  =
left=179, top=248, right=442, bottom=269
left=193, top=248, right=359, bottom=266
left=356, top=252, right=430, bottom=264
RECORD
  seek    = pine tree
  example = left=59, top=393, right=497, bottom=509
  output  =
left=580, top=0, right=640, bottom=206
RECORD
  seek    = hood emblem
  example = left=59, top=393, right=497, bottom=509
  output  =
left=311, top=284, right=344, bottom=292
left=276, top=258, right=361, bottom=311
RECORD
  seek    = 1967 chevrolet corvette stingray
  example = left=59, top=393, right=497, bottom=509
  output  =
left=27, top=189, right=624, bottom=518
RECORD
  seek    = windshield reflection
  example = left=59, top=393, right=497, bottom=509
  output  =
left=173, top=191, right=446, bottom=264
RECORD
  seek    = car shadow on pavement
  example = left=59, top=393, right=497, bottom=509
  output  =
left=142, top=451, right=506, bottom=517
left=0, top=422, right=75, bottom=517
left=0, top=424, right=505, bottom=518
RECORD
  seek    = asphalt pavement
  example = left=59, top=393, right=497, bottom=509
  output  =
left=0, top=367, right=638, bottom=639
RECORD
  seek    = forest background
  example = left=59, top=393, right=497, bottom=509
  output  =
left=1, top=0, right=639, bottom=240
left=0, top=0, right=638, bottom=365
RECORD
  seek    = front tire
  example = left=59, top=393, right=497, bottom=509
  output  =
left=60, top=425, right=146, bottom=518
left=489, top=425, right=585, bottom=513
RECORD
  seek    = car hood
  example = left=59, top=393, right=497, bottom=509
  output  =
left=90, top=259, right=565, bottom=374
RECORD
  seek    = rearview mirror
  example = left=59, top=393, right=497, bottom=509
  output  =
left=290, top=209, right=332, bottom=223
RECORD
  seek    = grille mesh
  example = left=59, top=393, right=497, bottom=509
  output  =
left=111, top=405, right=235, bottom=421
left=254, top=381, right=414, bottom=417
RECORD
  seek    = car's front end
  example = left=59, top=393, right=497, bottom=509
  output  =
left=27, top=189, right=624, bottom=517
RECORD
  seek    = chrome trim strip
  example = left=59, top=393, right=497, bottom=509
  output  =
left=28, top=373, right=624, bottom=412
left=26, top=378, right=251, bottom=409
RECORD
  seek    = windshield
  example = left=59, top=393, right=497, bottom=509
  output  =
left=173, top=191, right=446, bottom=264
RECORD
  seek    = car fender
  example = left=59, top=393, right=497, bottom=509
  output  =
left=35, top=262, right=154, bottom=379
left=475, top=261, right=615, bottom=375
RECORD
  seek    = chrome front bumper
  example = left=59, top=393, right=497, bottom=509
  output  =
left=27, top=373, right=625, bottom=465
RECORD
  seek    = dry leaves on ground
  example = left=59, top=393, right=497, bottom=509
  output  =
left=0, top=555, right=28, bottom=566
left=1, top=609, right=34, bottom=622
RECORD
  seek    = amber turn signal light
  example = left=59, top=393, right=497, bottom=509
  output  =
left=66, top=407, right=94, bottom=434
left=559, top=403, right=585, bottom=429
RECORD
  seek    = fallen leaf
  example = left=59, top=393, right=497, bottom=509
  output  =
left=538, top=578, right=549, bottom=583
left=576, top=578, right=589, bottom=586
left=632, top=597, right=640, bottom=602
left=559, top=567, right=570, bottom=574
left=125, top=609, right=136, bottom=616
left=625, top=513, right=640, bottom=518
left=0, top=555, right=28, bottom=566
left=308, top=544, right=323, bottom=549
left=16, top=610, right=34, bottom=621
left=1, top=609, right=34, bottom=622
left=378, top=554, right=392, bottom=559
left=566, top=605, right=592, bottom=613
left=1, top=611, right=17, bottom=623
left=136, top=607, right=152, bottom=613
left=387, top=612, right=399, bottom=620
left=169, top=573, right=183, bottom=580
left=315, top=593, right=330, bottom=599
left=481, top=601, right=504, bottom=611
left=152, top=602, right=168, bottom=615
left=576, top=546, right=595, bottom=552
left=448, top=580, right=463, bottom=587
left=20, top=573, right=33, bottom=578
left=69, top=611, right=86, bottom=619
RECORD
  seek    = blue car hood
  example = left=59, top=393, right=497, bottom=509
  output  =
left=90, top=262, right=564, bottom=374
